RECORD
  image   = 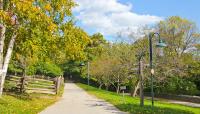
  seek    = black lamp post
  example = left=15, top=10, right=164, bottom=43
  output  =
left=79, top=62, right=85, bottom=77
left=80, top=62, right=85, bottom=67
left=87, top=61, right=90, bottom=86
left=149, top=33, right=167, bottom=107
left=79, top=62, right=90, bottom=85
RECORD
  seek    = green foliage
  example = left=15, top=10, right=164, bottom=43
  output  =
left=78, top=83, right=200, bottom=114
left=188, top=61, right=200, bottom=76
left=8, top=62, right=22, bottom=74
left=4, top=80, right=17, bottom=92
left=84, top=16, right=200, bottom=97
left=90, top=33, right=106, bottom=47
left=1, top=0, right=88, bottom=77
left=86, top=33, right=107, bottom=60
left=1, top=0, right=200, bottom=102
left=57, top=22, right=90, bottom=62
left=63, top=61, right=81, bottom=74
left=7, top=61, right=63, bottom=77
left=35, top=62, right=63, bottom=77
left=90, top=43, right=135, bottom=90
left=26, top=65, right=37, bottom=76
left=156, top=16, right=200, bottom=78
left=154, top=77, right=199, bottom=95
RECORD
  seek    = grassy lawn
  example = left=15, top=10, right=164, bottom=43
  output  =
left=0, top=93, right=58, bottom=114
left=0, top=76, right=63, bottom=114
left=0, top=83, right=64, bottom=114
left=77, top=83, right=200, bottom=114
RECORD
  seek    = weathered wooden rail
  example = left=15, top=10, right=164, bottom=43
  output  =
left=6, top=75, right=64, bottom=95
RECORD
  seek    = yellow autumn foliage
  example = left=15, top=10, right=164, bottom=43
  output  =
left=44, top=3, right=52, bottom=11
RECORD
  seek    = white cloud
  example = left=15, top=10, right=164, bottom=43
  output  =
left=73, top=0, right=163, bottom=39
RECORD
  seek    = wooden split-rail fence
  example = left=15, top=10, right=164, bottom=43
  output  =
left=6, top=75, right=64, bottom=95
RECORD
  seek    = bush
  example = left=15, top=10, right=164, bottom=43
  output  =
left=154, top=77, right=199, bottom=95
left=8, top=63, right=23, bottom=75
left=36, top=62, right=63, bottom=77
left=26, top=65, right=37, bottom=75
left=4, top=80, right=18, bottom=92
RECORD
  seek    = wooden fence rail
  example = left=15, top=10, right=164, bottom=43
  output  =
left=6, top=75, right=64, bottom=95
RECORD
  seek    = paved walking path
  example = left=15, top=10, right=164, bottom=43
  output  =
left=146, top=97, right=200, bottom=108
left=168, top=100, right=200, bottom=108
left=40, top=83, right=127, bottom=114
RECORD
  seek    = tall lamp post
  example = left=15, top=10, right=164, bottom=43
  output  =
left=87, top=61, right=90, bottom=86
left=80, top=62, right=90, bottom=86
left=80, top=62, right=85, bottom=78
left=149, top=33, right=167, bottom=107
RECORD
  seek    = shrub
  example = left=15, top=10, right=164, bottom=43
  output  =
left=26, top=65, right=37, bottom=75
left=35, top=62, right=63, bottom=77
left=154, top=76, right=199, bottom=95
left=8, top=63, right=23, bottom=75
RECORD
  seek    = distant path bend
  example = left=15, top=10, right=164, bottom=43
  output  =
left=40, top=83, right=127, bottom=114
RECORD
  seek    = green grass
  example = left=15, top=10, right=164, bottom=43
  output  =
left=0, top=93, right=59, bottom=114
left=0, top=76, right=65, bottom=114
left=0, top=82, right=64, bottom=114
left=77, top=83, right=200, bottom=114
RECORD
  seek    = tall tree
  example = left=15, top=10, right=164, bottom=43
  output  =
left=0, top=0, right=75, bottom=96
left=157, top=16, right=200, bottom=78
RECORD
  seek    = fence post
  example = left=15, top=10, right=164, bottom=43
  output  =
left=56, top=76, right=61, bottom=94
left=61, top=75, right=64, bottom=85
left=20, top=76, right=26, bottom=93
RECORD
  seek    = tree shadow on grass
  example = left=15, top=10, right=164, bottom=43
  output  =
left=115, top=103, right=194, bottom=114
left=5, top=92, right=33, bottom=101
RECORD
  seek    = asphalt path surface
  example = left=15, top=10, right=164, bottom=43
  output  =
left=40, top=83, right=127, bottom=114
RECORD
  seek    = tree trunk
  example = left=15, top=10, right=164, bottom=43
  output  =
left=116, top=84, right=120, bottom=94
left=99, top=83, right=103, bottom=89
left=0, top=24, right=5, bottom=69
left=20, top=58, right=26, bottom=93
left=116, top=74, right=120, bottom=94
left=0, top=24, right=6, bottom=97
left=3, top=34, right=16, bottom=75
left=133, top=81, right=140, bottom=97
left=105, top=84, right=109, bottom=90
left=20, top=76, right=26, bottom=93
left=130, top=79, right=134, bottom=96
left=0, top=34, right=17, bottom=96
left=139, top=59, right=144, bottom=106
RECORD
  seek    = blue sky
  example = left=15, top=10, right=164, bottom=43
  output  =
left=73, top=0, right=200, bottom=40
left=120, top=0, right=200, bottom=26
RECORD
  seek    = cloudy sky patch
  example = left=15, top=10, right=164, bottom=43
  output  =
left=73, top=0, right=163, bottom=40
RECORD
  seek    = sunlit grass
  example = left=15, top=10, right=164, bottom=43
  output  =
left=77, top=83, right=200, bottom=114
left=0, top=83, right=64, bottom=114
left=0, top=93, right=58, bottom=114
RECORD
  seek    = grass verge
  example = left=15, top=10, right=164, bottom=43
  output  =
left=77, top=83, right=200, bottom=114
left=0, top=84, right=64, bottom=114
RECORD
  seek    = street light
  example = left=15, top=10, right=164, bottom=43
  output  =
left=149, top=32, right=167, bottom=107
left=79, top=62, right=90, bottom=85
left=87, top=61, right=90, bottom=86
left=80, top=62, right=85, bottom=67
left=79, top=62, right=85, bottom=80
